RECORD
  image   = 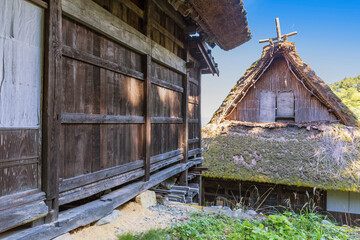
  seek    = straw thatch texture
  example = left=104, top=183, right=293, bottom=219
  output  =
left=210, top=42, right=359, bottom=126
left=202, top=121, right=360, bottom=193
left=168, top=0, right=251, bottom=50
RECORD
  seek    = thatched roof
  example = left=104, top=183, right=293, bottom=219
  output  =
left=168, top=0, right=251, bottom=50
left=210, top=41, right=359, bottom=127
left=202, top=121, right=360, bottom=193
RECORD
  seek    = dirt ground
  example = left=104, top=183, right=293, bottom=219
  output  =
left=70, top=200, right=199, bottom=240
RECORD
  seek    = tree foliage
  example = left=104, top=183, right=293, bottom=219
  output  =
left=329, top=75, right=360, bottom=119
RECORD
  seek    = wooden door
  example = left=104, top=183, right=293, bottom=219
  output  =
left=0, top=0, right=47, bottom=233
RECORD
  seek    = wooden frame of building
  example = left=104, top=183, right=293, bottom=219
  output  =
left=0, top=0, right=251, bottom=238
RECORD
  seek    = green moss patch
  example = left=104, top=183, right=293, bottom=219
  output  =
left=202, top=122, right=360, bottom=192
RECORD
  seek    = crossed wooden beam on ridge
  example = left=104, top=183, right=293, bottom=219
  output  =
left=259, top=18, right=297, bottom=44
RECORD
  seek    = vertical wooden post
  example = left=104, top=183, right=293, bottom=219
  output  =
left=42, top=0, right=62, bottom=222
left=144, top=0, right=152, bottom=181
left=197, top=74, right=202, bottom=204
left=179, top=49, right=189, bottom=186
left=144, top=55, right=151, bottom=181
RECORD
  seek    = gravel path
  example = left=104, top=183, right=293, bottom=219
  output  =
left=70, top=201, right=199, bottom=240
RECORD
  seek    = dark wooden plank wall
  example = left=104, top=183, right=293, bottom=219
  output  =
left=227, top=57, right=338, bottom=123
left=60, top=17, right=145, bottom=180
left=56, top=0, right=199, bottom=205
left=0, top=129, right=41, bottom=197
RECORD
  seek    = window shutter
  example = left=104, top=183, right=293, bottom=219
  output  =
left=277, top=91, right=295, bottom=118
left=259, top=91, right=276, bottom=122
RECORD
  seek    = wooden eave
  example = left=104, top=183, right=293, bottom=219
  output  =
left=168, top=0, right=251, bottom=50
left=189, top=37, right=219, bottom=75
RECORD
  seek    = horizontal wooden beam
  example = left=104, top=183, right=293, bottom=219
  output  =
left=121, top=0, right=144, bottom=19
left=61, top=113, right=144, bottom=124
left=59, top=169, right=145, bottom=205
left=150, top=155, right=183, bottom=172
left=189, top=77, right=199, bottom=86
left=150, top=149, right=183, bottom=164
left=0, top=158, right=39, bottom=169
left=59, top=160, right=144, bottom=192
left=189, top=96, right=199, bottom=104
left=6, top=160, right=203, bottom=239
left=0, top=190, right=45, bottom=212
left=62, top=45, right=144, bottom=80
left=151, top=117, right=183, bottom=124
left=0, top=201, right=48, bottom=233
left=188, top=148, right=203, bottom=158
left=188, top=119, right=199, bottom=124
left=151, top=77, right=184, bottom=93
left=188, top=138, right=200, bottom=144
left=62, top=0, right=186, bottom=74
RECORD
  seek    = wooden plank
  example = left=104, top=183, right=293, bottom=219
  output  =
left=151, top=43, right=186, bottom=74
left=151, top=21, right=184, bottom=49
left=188, top=119, right=199, bottom=124
left=6, top=160, right=203, bottom=240
left=188, top=148, right=203, bottom=158
left=121, top=0, right=144, bottom=19
left=59, top=160, right=144, bottom=192
left=62, top=0, right=186, bottom=73
left=0, top=201, right=48, bottom=233
left=62, top=0, right=150, bottom=54
left=62, top=45, right=144, bottom=80
left=61, top=113, right=144, bottom=124
left=0, top=190, right=45, bottom=212
left=144, top=55, right=152, bottom=181
left=59, top=169, right=145, bottom=205
left=189, top=77, right=199, bottom=86
left=42, top=0, right=62, bottom=222
left=151, top=77, right=184, bottom=93
left=150, top=149, right=183, bottom=164
left=151, top=117, right=183, bottom=124
left=188, top=138, right=200, bottom=144
left=150, top=155, right=183, bottom=172
left=152, top=0, right=186, bottom=29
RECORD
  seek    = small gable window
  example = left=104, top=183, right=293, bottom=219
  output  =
left=259, top=91, right=295, bottom=122
left=276, top=91, right=295, bottom=122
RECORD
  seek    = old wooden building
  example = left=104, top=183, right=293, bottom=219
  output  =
left=0, top=0, right=251, bottom=238
left=202, top=19, right=360, bottom=225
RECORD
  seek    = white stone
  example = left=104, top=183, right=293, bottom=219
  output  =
left=95, top=210, right=121, bottom=226
left=231, top=209, right=244, bottom=218
left=246, top=210, right=257, bottom=215
left=135, top=190, right=157, bottom=208
left=52, top=233, right=72, bottom=240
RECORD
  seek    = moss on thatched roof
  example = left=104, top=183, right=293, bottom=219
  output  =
left=210, top=41, right=359, bottom=127
left=202, top=121, right=360, bottom=192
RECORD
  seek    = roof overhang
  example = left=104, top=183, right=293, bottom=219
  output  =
left=168, top=0, right=251, bottom=50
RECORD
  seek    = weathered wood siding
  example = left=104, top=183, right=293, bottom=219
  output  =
left=0, top=0, right=43, bottom=199
left=56, top=0, right=202, bottom=205
left=227, top=57, right=338, bottom=123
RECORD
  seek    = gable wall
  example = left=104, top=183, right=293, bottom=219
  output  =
left=226, top=57, right=338, bottom=123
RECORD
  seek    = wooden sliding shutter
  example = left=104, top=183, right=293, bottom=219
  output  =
left=276, top=91, right=295, bottom=119
left=259, top=91, right=275, bottom=122
left=0, top=0, right=47, bottom=232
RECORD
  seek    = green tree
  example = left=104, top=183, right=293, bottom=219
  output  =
left=329, top=75, right=360, bottom=119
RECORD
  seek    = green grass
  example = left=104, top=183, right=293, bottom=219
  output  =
left=117, top=210, right=358, bottom=240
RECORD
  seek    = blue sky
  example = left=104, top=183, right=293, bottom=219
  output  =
left=201, top=0, right=360, bottom=125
